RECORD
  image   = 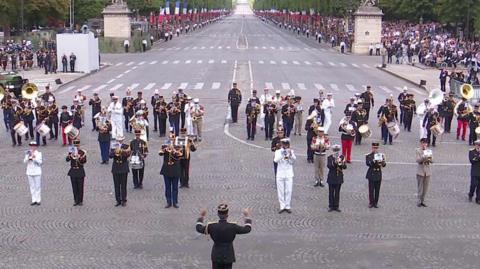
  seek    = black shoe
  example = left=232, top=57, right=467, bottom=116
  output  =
left=30, top=202, right=37, bottom=206
left=368, top=204, right=374, bottom=208
left=121, top=202, right=127, bottom=207
left=165, top=204, right=172, bottom=208
left=468, top=195, right=473, bottom=202
left=318, top=182, right=324, bottom=187
left=18, top=143, right=22, bottom=146
left=78, top=202, right=83, bottom=206
left=251, top=137, right=254, bottom=141
left=173, top=204, right=179, bottom=208
left=91, top=128, right=95, bottom=131
left=278, top=209, right=285, bottom=214
left=139, top=185, right=143, bottom=189
left=335, top=208, right=341, bottom=212
left=179, top=185, right=185, bottom=189
left=314, top=181, right=321, bottom=187
left=417, top=203, right=422, bottom=207
left=73, top=203, right=78, bottom=206
left=373, top=204, right=379, bottom=208
left=328, top=208, right=334, bottom=212
left=36, top=202, right=41, bottom=206
left=115, top=202, right=121, bottom=207
left=389, top=142, right=393, bottom=145
left=285, top=209, right=292, bottom=214
left=421, top=203, right=427, bottom=207
left=12, top=143, right=16, bottom=147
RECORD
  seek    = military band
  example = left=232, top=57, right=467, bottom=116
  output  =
left=24, top=141, right=43, bottom=206
left=274, top=138, right=296, bottom=214
left=88, top=93, right=102, bottom=131
left=377, top=98, right=398, bottom=145
left=159, top=131, right=183, bottom=208
left=177, top=128, right=197, bottom=188
left=130, top=129, right=148, bottom=189
left=327, top=145, right=346, bottom=212
left=95, top=108, right=111, bottom=164
left=228, top=82, right=242, bottom=123
left=416, top=138, right=432, bottom=207
left=469, top=140, right=480, bottom=204
left=246, top=98, right=260, bottom=140
left=109, top=136, right=131, bottom=207
left=366, top=142, right=386, bottom=208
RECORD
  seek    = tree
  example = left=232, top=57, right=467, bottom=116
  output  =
left=74, top=0, right=110, bottom=25
left=0, top=0, right=18, bottom=37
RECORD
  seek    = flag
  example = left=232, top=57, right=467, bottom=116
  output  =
left=183, top=0, right=188, bottom=15
left=149, top=12, right=154, bottom=25
left=165, top=1, right=170, bottom=14
left=175, top=1, right=180, bottom=15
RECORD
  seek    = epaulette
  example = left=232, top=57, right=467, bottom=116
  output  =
left=205, top=221, right=217, bottom=236
left=227, top=221, right=237, bottom=224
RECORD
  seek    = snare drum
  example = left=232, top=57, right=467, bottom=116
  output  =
left=129, top=155, right=143, bottom=169
left=13, top=122, right=29, bottom=136
left=386, top=122, right=400, bottom=138
left=36, top=123, right=51, bottom=137
left=358, top=124, right=372, bottom=138
left=430, top=124, right=444, bottom=137
left=64, top=124, right=80, bottom=140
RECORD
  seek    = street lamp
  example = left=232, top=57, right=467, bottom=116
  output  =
left=69, top=0, right=75, bottom=31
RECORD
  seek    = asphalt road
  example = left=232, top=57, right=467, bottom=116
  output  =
left=1, top=4, right=479, bottom=269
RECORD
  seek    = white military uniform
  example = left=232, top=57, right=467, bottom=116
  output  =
left=24, top=150, right=43, bottom=203
left=184, top=101, right=194, bottom=135
left=322, top=97, right=335, bottom=134
left=274, top=147, right=296, bottom=210
left=108, top=100, right=124, bottom=139
left=260, top=93, right=272, bottom=129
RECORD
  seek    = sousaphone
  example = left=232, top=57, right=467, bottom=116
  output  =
left=22, top=83, right=39, bottom=100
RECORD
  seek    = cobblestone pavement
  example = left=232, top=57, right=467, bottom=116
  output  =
left=1, top=5, right=480, bottom=269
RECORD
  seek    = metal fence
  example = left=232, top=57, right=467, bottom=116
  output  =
left=450, top=78, right=480, bottom=102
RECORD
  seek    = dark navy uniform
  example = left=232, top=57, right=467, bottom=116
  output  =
left=178, top=135, right=197, bottom=188
left=88, top=96, right=101, bottom=130
left=129, top=136, right=148, bottom=189
left=327, top=153, right=346, bottom=211
left=196, top=207, right=252, bottom=269
left=366, top=149, right=386, bottom=208
left=469, top=147, right=480, bottom=203
left=109, top=142, right=130, bottom=206
left=66, top=144, right=87, bottom=206
left=228, top=85, right=242, bottom=123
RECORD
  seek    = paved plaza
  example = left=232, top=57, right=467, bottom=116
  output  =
left=1, top=5, right=480, bottom=269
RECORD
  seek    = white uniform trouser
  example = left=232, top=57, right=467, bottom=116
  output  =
left=27, top=175, right=41, bottom=203
left=276, top=176, right=293, bottom=210
left=419, top=118, right=426, bottom=139
left=259, top=106, right=265, bottom=128
left=324, top=112, right=332, bottom=134
left=186, top=117, right=194, bottom=136
left=111, top=118, right=123, bottom=139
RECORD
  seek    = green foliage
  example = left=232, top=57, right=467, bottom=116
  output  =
left=74, top=0, right=110, bottom=25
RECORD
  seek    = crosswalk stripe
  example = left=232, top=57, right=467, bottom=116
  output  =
left=316, top=61, right=324, bottom=66
left=304, top=61, right=312, bottom=65
left=226, top=46, right=231, bottom=49
left=394, top=86, right=404, bottom=92
left=126, top=61, right=134, bottom=66
left=409, top=87, right=426, bottom=96
left=173, top=60, right=180, bottom=64
left=262, top=46, right=267, bottom=49
left=192, top=46, right=198, bottom=49
left=161, top=83, right=172, bottom=90
left=208, top=59, right=215, bottom=64
left=194, top=83, right=204, bottom=90
left=279, top=47, right=284, bottom=50
left=281, top=60, right=288, bottom=65
left=352, top=63, right=359, bottom=68
left=107, top=79, right=115, bottom=84
left=116, top=74, right=124, bottom=79
left=362, top=64, right=371, bottom=69
left=124, top=70, right=131, bottom=74
left=212, top=82, right=221, bottom=90
left=58, top=86, right=76, bottom=94
left=221, top=60, right=227, bottom=64
left=379, top=86, right=392, bottom=93
left=162, top=60, right=168, bottom=64
left=210, top=46, right=214, bottom=49
left=329, top=84, right=340, bottom=91
left=179, top=82, right=189, bottom=89
left=129, top=83, right=140, bottom=90
left=293, top=61, right=300, bottom=65
left=329, top=62, right=336, bottom=66
left=297, top=83, right=307, bottom=90
left=281, top=83, right=290, bottom=90
left=110, top=84, right=123, bottom=92
left=258, top=60, right=264, bottom=64
left=138, top=61, right=146, bottom=65
left=144, top=83, right=156, bottom=90
left=265, top=82, right=274, bottom=89
left=218, top=46, right=222, bottom=49
left=200, top=46, right=205, bottom=49
left=184, top=47, right=190, bottom=50
left=92, top=84, right=107, bottom=92
left=115, top=62, right=123, bottom=66
left=270, top=60, right=276, bottom=64
left=314, top=84, right=325, bottom=90
left=346, top=84, right=357, bottom=92
left=197, top=60, right=203, bottom=64
left=149, top=61, right=157, bottom=65
left=132, top=66, right=138, bottom=70
left=185, top=60, right=192, bottom=64
left=254, top=46, right=259, bottom=49
left=339, top=63, right=347, bottom=67
left=271, top=46, right=276, bottom=50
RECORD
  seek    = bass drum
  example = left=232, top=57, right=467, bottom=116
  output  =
left=64, top=124, right=80, bottom=140
left=386, top=122, right=400, bottom=138
left=358, top=124, right=372, bottom=138
left=430, top=124, right=444, bottom=137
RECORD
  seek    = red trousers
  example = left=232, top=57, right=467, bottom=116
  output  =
left=341, top=139, right=353, bottom=162
left=457, top=119, right=468, bottom=140
left=61, top=126, right=72, bottom=145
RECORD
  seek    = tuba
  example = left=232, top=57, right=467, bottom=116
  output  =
left=22, top=83, right=38, bottom=100
left=0, top=85, right=6, bottom=102
left=429, top=89, right=444, bottom=107
left=461, top=83, right=474, bottom=100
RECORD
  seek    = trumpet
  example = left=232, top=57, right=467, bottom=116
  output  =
left=282, top=148, right=292, bottom=160
left=336, top=154, right=346, bottom=175
left=378, top=114, right=387, bottom=127
left=423, top=149, right=433, bottom=165
left=159, top=143, right=183, bottom=165
left=114, top=144, right=131, bottom=157
left=25, top=150, right=35, bottom=160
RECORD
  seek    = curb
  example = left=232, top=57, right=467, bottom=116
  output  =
left=377, top=66, right=429, bottom=93
left=54, top=64, right=110, bottom=92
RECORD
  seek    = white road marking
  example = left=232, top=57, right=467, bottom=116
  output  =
left=265, top=82, right=274, bottom=89
left=352, top=63, right=359, bottom=68
left=116, top=74, right=123, bottom=79
left=124, top=70, right=131, bottom=74
left=339, top=63, right=347, bottom=67
left=129, top=83, right=140, bottom=90
left=316, top=61, right=324, bottom=66
left=279, top=47, right=284, bottom=50
left=197, top=60, right=203, bottom=64
left=346, top=84, right=357, bottom=92
left=218, top=46, right=222, bottom=49
left=212, top=82, right=221, bottom=90
left=258, top=60, right=264, bottom=64
left=173, top=60, right=180, bottom=64
left=144, top=83, right=156, bottom=90
left=304, top=61, right=312, bottom=65
left=293, top=61, right=300, bottom=65
left=254, top=46, right=259, bottom=50
left=126, top=61, right=134, bottom=66
left=210, top=46, right=214, bottom=49
left=270, top=46, right=276, bottom=50
left=138, top=61, right=145, bottom=65
left=161, top=83, right=172, bottom=90
left=192, top=46, right=198, bottom=50
left=208, top=59, right=215, bottom=64
left=394, top=86, right=405, bottom=92
left=162, top=60, right=169, bottom=64
left=314, top=84, right=325, bottom=90
left=132, top=66, right=138, bottom=70
left=226, top=46, right=231, bottom=49
left=248, top=60, right=254, bottom=90
left=58, top=86, right=75, bottom=94
left=270, top=60, right=276, bottom=65
left=221, top=60, right=227, bottom=64
left=379, top=86, right=393, bottom=93
left=281, top=83, right=290, bottom=90
left=330, top=84, right=340, bottom=91
left=281, top=60, right=288, bottom=65
left=329, top=62, right=336, bottom=66
left=92, top=84, right=107, bottom=92
left=185, top=60, right=192, bottom=64
left=179, top=82, right=189, bottom=89
left=183, top=47, right=190, bottom=50
left=262, top=46, right=267, bottom=49
left=362, top=64, right=371, bottom=69
left=110, top=83, right=123, bottom=92
left=149, top=61, right=157, bottom=65
left=107, top=79, right=115, bottom=84
left=194, top=83, right=204, bottom=90
left=200, top=46, right=205, bottom=49
left=297, top=83, right=307, bottom=90
left=115, top=62, right=123, bottom=66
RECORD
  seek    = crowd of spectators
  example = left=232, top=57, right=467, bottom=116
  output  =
left=0, top=40, right=59, bottom=74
